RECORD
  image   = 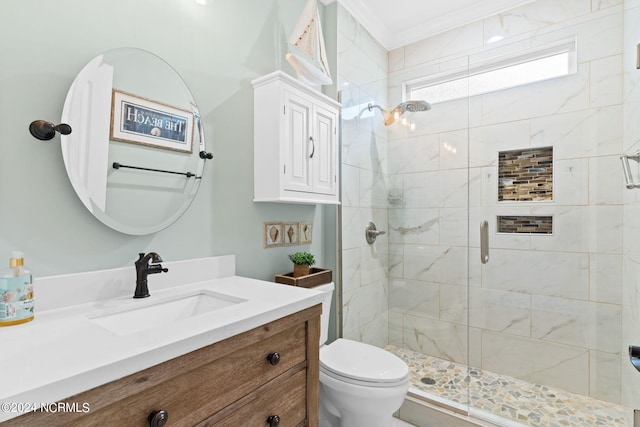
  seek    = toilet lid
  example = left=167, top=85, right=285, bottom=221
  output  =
left=320, top=339, right=409, bottom=385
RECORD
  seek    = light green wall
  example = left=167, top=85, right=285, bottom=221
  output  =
left=0, top=0, right=337, bottom=282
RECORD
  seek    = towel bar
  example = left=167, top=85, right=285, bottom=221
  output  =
left=621, top=152, right=640, bottom=189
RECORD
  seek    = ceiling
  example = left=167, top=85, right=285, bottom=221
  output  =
left=319, top=0, right=535, bottom=50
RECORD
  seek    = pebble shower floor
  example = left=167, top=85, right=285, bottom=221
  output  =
left=386, top=345, right=629, bottom=427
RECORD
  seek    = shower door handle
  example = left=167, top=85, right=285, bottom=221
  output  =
left=480, top=220, right=489, bottom=264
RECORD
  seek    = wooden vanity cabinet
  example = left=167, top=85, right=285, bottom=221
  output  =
left=7, top=304, right=321, bottom=427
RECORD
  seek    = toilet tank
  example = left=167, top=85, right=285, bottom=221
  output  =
left=313, top=282, right=334, bottom=346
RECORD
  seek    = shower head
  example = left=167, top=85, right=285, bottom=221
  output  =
left=401, top=100, right=431, bottom=112
left=384, top=100, right=431, bottom=126
left=366, top=100, right=431, bottom=126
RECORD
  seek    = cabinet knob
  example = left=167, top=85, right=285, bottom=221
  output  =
left=148, top=410, right=169, bottom=427
left=267, top=415, right=280, bottom=427
left=267, top=352, right=281, bottom=366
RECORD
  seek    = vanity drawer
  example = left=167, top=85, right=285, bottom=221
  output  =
left=6, top=305, right=320, bottom=427
left=199, top=368, right=307, bottom=427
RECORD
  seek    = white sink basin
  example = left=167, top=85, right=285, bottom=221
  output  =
left=88, top=290, right=246, bottom=335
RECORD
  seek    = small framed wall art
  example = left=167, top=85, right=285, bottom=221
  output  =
left=299, top=222, right=313, bottom=244
left=264, top=222, right=283, bottom=248
left=282, top=223, right=299, bottom=245
left=110, top=89, right=194, bottom=153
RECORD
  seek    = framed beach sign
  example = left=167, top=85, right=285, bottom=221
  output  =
left=110, top=89, right=194, bottom=153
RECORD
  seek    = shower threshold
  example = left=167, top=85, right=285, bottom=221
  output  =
left=386, top=345, right=629, bottom=427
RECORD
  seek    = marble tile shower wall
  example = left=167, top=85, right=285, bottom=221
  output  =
left=387, top=0, right=627, bottom=405
left=337, top=5, right=391, bottom=348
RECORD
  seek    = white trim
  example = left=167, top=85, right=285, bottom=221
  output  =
left=338, top=0, right=391, bottom=49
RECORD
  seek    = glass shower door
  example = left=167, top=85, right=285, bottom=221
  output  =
left=465, top=8, right=634, bottom=425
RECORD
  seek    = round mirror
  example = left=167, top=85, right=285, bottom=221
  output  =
left=60, top=48, right=207, bottom=235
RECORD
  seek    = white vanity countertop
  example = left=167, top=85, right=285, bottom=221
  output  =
left=0, top=255, right=324, bottom=421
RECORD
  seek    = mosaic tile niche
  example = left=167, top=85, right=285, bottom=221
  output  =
left=498, top=147, right=553, bottom=201
left=498, top=216, right=553, bottom=234
left=498, top=147, right=553, bottom=234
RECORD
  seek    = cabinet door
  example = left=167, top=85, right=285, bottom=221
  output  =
left=311, top=104, right=337, bottom=196
left=283, top=91, right=313, bottom=193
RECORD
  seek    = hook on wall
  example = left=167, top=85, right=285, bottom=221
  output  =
left=29, top=120, right=72, bottom=141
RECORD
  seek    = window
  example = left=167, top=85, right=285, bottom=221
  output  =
left=405, top=38, right=577, bottom=104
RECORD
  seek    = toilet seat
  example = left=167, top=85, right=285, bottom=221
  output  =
left=320, top=339, right=409, bottom=388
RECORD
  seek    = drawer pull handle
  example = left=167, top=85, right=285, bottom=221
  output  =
left=267, top=352, right=281, bottom=366
left=148, top=410, right=169, bottom=427
left=267, top=415, right=280, bottom=426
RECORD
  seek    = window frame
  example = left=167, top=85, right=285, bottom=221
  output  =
left=403, top=36, right=578, bottom=105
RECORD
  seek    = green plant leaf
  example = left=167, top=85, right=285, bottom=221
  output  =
left=288, top=251, right=315, bottom=266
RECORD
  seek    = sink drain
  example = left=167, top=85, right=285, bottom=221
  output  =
left=421, top=377, right=436, bottom=385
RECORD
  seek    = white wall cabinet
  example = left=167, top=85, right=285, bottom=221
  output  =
left=252, top=71, right=340, bottom=204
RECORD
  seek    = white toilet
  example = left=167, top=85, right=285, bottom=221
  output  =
left=315, top=283, right=410, bottom=427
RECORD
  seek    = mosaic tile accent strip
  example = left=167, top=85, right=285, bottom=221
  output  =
left=499, top=147, right=553, bottom=202
left=497, top=216, right=553, bottom=234
left=385, top=345, right=629, bottom=427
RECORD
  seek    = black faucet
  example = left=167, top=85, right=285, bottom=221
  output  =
left=134, top=252, right=169, bottom=298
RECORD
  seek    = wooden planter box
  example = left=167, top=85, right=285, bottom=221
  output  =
left=275, top=268, right=332, bottom=288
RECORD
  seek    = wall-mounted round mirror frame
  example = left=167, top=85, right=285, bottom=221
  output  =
left=61, top=48, right=206, bottom=235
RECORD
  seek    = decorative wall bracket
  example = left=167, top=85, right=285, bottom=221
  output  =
left=29, top=120, right=72, bottom=140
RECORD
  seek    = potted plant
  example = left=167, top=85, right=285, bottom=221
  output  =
left=289, top=251, right=315, bottom=277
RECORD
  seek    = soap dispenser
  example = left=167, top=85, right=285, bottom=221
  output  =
left=0, top=251, right=34, bottom=326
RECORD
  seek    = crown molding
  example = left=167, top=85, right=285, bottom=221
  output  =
left=338, top=0, right=391, bottom=49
